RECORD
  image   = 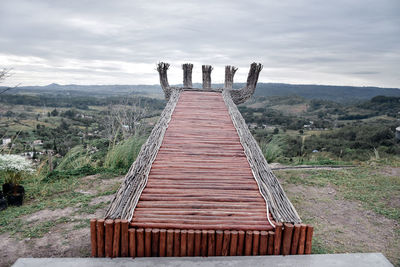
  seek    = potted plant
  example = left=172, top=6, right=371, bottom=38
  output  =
left=0, top=154, right=34, bottom=206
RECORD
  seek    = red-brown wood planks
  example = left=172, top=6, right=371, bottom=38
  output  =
left=130, top=91, right=273, bottom=232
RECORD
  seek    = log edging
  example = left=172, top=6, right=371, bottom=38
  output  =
left=90, top=219, right=313, bottom=258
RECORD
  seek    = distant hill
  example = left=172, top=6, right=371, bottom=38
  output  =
left=250, top=83, right=400, bottom=102
left=1, top=82, right=399, bottom=102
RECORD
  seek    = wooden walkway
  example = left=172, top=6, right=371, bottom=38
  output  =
left=131, top=91, right=273, bottom=231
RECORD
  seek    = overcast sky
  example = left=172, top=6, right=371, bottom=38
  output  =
left=1, top=0, right=399, bottom=87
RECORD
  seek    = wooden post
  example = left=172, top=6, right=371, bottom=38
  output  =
left=90, top=219, right=97, bottom=257
left=113, top=219, right=121, bottom=258
left=194, top=230, right=202, bottom=256
left=291, top=224, right=301, bottom=255
left=97, top=219, right=105, bottom=257
left=259, top=231, right=268, bottom=255
left=273, top=222, right=283, bottom=255
left=282, top=223, right=294, bottom=256
left=128, top=228, right=136, bottom=258
left=157, top=62, right=172, bottom=100
left=202, top=65, right=213, bottom=89
left=221, top=230, right=231, bottom=256
left=180, top=230, right=187, bottom=257
left=159, top=229, right=166, bottom=257
left=207, top=230, right=215, bottom=256
left=166, top=229, right=174, bottom=257
left=244, top=231, right=253, bottom=256
left=187, top=230, right=195, bottom=256
left=152, top=229, right=160, bottom=257
left=229, top=230, right=238, bottom=256
left=136, top=228, right=145, bottom=257
left=236, top=230, right=245, bottom=256
left=120, top=220, right=129, bottom=257
left=145, top=228, right=152, bottom=257
left=201, top=230, right=208, bottom=256
left=252, top=231, right=260, bottom=255
left=267, top=231, right=274, bottom=255
left=297, top=224, right=307, bottom=255
left=305, top=225, right=314, bottom=254
left=174, top=229, right=181, bottom=257
left=105, top=220, right=114, bottom=258
left=215, top=230, right=223, bottom=256
left=224, top=65, right=238, bottom=89
left=182, top=63, right=193, bottom=88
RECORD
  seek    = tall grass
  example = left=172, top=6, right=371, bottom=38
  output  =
left=260, top=136, right=285, bottom=162
left=104, top=135, right=146, bottom=172
left=56, top=145, right=92, bottom=170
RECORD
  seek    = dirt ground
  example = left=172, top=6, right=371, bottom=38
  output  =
left=1, top=169, right=399, bottom=266
left=278, top=169, right=400, bottom=266
left=0, top=175, right=123, bottom=267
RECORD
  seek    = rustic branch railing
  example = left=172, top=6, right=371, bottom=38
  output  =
left=105, top=89, right=181, bottom=220
left=223, top=89, right=301, bottom=224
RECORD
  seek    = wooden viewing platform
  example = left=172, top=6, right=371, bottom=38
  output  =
left=90, top=63, right=313, bottom=258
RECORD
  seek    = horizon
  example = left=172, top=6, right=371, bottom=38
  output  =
left=4, top=81, right=400, bottom=90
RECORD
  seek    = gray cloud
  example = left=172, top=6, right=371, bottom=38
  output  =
left=0, top=0, right=399, bottom=87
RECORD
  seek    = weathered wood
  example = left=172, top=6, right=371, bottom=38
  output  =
left=136, top=228, right=145, bottom=257
left=201, top=230, right=208, bottom=256
left=128, top=228, right=136, bottom=258
left=90, top=219, right=97, bottom=257
left=105, top=220, right=114, bottom=258
left=166, top=229, right=174, bottom=257
left=223, top=90, right=302, bottom=224
left=173, top=229, right=181, bottom=256
left=282, top=223, right=294, bottom=255
left=236, top=230, right=245, bottom=256
left=267, top=231, right=274, bottom=255
left=290, top=224, right=301, bottom=255
left=112, top=219, right=121, bottom=258
left=151, top=229, right=160, bottom=257
left=273, top=222, right=283, bottom=255
left=207, top=230, right=215, bottom=256
left=180, top=230, right=187, bottom=257
left=157, top=62, right=172, bottom=100
left=194, top=230, right=202, bottom=256
left=221, top=230, right=231, bottom=256
left=96, top=219, right=105, bottom=257
left=215, top=230, right=223, bottom=256
left=252, top=230, right=260, bottom=255
left=229, top=63, right=262, bottom=105
left=229, top=230, right=238, bottom=256
left=305, top=225, right=314, bottom=254
left=187, top=230, right=195, bottom=256
left=297, top=224, right=307, bottom=255
left=159, top=229, right=166, bottom=257
left=105, top=89, right=181, bottom=220
left=144, top=228, right=152, bottom=257
left=120, top=220, right=129, bottom=257
left=244, top=231, right=253, bottom=256
left=224, top=65, right=238, bottom=89
left=259, top=231, right=268, bottom=255
left=183, top=63, right=193, bottom=88
left=202, top=65, right=213, bottom=89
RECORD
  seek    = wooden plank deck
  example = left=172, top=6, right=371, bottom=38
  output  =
left=131, top=91, right=273, bottom=231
